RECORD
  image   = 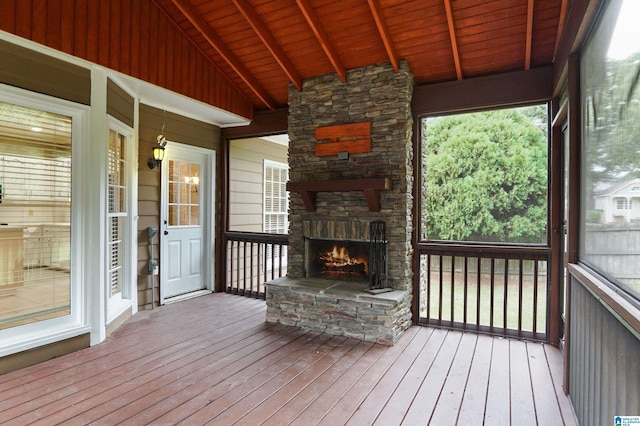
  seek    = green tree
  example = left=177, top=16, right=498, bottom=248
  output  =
left=422, top=108, right=548, bottom=243
left=585, top=52, right=640, bottom=185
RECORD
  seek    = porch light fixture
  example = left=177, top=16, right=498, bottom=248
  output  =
left=148, top=146, right=165, bottom=169
left=148, top=112, right=168, bottom=169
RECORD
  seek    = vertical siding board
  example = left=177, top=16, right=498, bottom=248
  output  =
left=129, top=0, right=141, bottom=78
left=148, top=4, right=159, bottom=85
left=109, top=0, right=121, bottom=71
left=46, top=0, right=62, bottom=50
left=15, top=0, right=32, bottom=39
left=97, top=1, right=110, bottom=66
left=204, top=59, right=211, bottom=105
left=626, top=341, right=640, bottom=418
left=173, top=31, right=183, bottom=93
left=181, top=36, right=190, bottom=95
left=85, top=0, right=99, bottom=63
left=139, top=0, right=150, bottom=81
left=156, top=11, right=167, bottom=88
left=120, top=0, right=132, bottom=76
left=188, top=45, right=196, bottom=99
left=60, top=0, right=75, bottom=55
left=603, top=326, right=616, bottom=426
left=31, top=0, right=47, bottom=44
left=585, top=292, right=594, bottom=424
left=73, top=0, right=87, bottom=59
left=569, top=276, right=640, bottom=425
left=193, top=51, right=201, bottom=101
left=165, top=25, right=175, bottom=92
left=0, top=0, right=17, bottom=34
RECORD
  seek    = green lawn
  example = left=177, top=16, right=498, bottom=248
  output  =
left=419, top=258, right=548, bottom=335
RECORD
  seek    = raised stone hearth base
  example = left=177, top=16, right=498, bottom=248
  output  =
left=265, top=277, right=412, bottom=345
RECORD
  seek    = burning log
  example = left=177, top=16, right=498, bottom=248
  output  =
left=319, top=245, right=368, bottom=275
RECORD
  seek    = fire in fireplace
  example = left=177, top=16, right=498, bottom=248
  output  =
left=305, top=220, right=389, bottom=292
left=306, top=239, right=369, bottom=281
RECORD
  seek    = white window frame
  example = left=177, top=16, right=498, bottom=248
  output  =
left=263, top=159, right=289, bottom=235
left=263, top=160, right=288, bottom=272
left=106, top=117, right=136, bottom=324
left=0, top=84, right=90, bottom=357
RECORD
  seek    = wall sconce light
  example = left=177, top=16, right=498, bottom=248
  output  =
left=148, top=133, right=168, bottom=169
left=148, top=146, right=165, bottom=169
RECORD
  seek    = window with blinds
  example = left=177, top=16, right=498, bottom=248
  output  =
left=0, top=101, right=71, bottom=330
left=263, top=160, right=288, bottom=271
left=263, top=160, right=288, bottom=235
left=107, top=129, right=127, bottom=298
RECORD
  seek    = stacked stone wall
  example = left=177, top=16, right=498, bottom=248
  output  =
left=267, top=61, right=415, bottom=344
left=287, top=61, right=414, bottom=291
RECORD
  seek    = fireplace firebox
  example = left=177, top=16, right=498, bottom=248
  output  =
left=305, top=220, right=389, bottom=292
left=305, top=238, right=369, bottom=281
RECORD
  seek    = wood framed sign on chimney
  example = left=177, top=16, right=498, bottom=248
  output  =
left=314, top=122, right=371, bottom=156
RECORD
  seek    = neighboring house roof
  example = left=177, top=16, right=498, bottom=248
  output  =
left=593, top=178, right=640, bottom=197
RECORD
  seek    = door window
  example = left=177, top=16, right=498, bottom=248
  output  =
left=168, top=160, right=200, bottom=227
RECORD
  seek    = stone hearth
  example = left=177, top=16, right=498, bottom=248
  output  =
left=266, top=277, right=411, bottom=345
left=266, top=61, right=414, bottom=345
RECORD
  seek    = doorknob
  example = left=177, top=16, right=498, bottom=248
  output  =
left=164, top=230, right=169, bottom=235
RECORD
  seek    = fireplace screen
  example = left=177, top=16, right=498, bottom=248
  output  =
left=306, top=239, right=369, bottom=282
left=305, top=221, right=388, bottom=288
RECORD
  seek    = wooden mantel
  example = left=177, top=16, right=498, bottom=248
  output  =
left=287, top=178, right=392, bottom=212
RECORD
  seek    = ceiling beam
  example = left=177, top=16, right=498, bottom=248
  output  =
left=525, top=0, right=535, bottom=69
left=232, top=0, right=303, bottom=91
left=366, top=0, right=399, bottom=72
left=296, top=0, right=347, bottom=82
left=443, top=0, right=462, bottom=80
left=169, top=0, right=277, bottom=109
left=553, top=0, right=569, bottom=61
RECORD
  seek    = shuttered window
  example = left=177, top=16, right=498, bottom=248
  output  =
left=107, top=129, right=127, bottom=297
left=263, top=160, right=288, bottom=270
left=263, top=160, right=288, bottom=234
left=0, top=101, right=71, bottom=330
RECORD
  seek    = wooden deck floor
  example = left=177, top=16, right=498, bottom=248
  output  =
left=0, top=293, right=577, bottom=425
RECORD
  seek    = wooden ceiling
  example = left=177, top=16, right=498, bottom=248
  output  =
left=153, top=0, right=567, bottom=111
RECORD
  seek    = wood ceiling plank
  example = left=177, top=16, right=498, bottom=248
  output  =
left=444, top=0, right=463, bottom=80
left=296, top=0, right=347, bottom=82
left=169, top=0, right=277, bottom=109
left=232, top=0, right=302, bottom=90
left=367, top=0, right=399, bottom=72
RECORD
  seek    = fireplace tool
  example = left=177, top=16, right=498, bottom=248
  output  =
left=369, top=220, right=391, bottom=293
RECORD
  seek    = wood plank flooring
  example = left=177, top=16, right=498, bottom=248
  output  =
left=0, top=293, right=577, bottom=425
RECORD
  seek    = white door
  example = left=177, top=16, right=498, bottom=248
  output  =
left=161, top=143, right=215, bottom=301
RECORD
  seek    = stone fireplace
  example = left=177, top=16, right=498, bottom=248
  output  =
left=265, top=61, right=414, bottom=345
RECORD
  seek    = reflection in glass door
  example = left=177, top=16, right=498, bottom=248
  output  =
left=0, top=101, right=71, bottom=330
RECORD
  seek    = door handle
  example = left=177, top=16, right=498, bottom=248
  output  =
left=164, top=230, right=169, bottom=235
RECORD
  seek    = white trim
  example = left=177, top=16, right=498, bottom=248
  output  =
left=0, top=30, right=251, bottom=128
left=105, top=117, right=136, bottom=325
left=0, top=84, right=91, bottom=357
left=87, top=67, right=109, bottom=345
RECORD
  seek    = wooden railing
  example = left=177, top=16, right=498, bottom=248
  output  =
left=416, top=244, right=550, bottom=341
left=224, top=231, right=289, bottom=299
